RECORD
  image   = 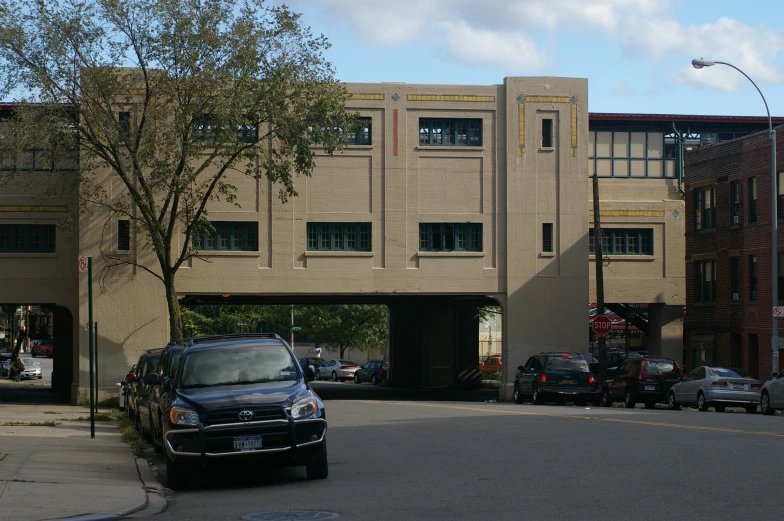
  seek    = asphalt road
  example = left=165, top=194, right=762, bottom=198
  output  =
left=147, top=389, right=784, bottom=521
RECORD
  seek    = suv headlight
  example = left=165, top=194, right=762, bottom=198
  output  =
left=291, top=395, right=320, bottom=419
left=170, top=406, right=199, bottom=426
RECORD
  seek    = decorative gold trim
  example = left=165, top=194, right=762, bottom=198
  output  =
left=522, top=96, right=571, bottom=104
left=588, top=210, right=665, bottom=217
left=518, top=94, right=579, bottom=158
left=0, top=205, right=68, bottom=212
left=348, top=93, right=384, bottom=101
left=407, top=94, right=495, bottom=102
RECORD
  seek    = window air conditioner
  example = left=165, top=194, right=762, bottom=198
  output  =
left=732, top=293, right=739, bottom=302
left=732, top=215, right=739, bottom=225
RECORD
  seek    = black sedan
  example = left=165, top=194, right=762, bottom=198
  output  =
left=354, top=360, right=389, bottom=385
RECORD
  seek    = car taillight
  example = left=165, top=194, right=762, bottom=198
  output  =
left=751, top=383, right=761, bottom=389
left=540, top=374, right=547, bottom=383
left=340, top=365, right=348, bottom=369
left=379, top=368, right=386, bottom=375
left=711, top=381, right=728, bottom=388
left=638, top=363, right=644, bottom=379
left=588, top=375, right=595, bottom=384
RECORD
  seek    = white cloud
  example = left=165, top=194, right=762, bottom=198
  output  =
left=611, top=80, right=633, bottom=96
left=436, top=21, right=548, bottom=70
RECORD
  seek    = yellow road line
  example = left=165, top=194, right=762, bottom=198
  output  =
left=352, top=401, right=784, bottom=438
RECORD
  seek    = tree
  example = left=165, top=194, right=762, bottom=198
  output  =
left=302, top=305, right=388, bottom=359
left=0, top=0, right=356, bottom=340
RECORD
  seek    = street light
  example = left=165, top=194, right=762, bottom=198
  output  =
left=692, top=57, right=779, bottom=375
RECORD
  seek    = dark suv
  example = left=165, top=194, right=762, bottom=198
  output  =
left=601, top=357, right=682, bottom=409
left=143, top=333, right=327, bottom=488
left=514, top=352, right=595, bottom=405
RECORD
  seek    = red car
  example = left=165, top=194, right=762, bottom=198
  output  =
left=31, top=338, right=53, bottom=358
left=479, top=355, right=502, bottom=375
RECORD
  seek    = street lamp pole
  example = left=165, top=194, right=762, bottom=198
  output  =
left=692, top=59, right=779, bottom=375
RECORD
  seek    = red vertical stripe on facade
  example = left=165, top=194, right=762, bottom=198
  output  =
left=393, top=109, right=398, bottom=156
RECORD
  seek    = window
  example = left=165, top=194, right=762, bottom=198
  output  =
left=778, top=171, right=784, bottom=220
left=693, top=186, right=715, bottom=231
left=731, top=256, right=740, bottom=302
left=118, top=220, right=130, bottom=251
left=0, top=224, right=56, bottom=253
left=542, top=223, right=553, bottom=253
left=349, top=117, right=372, bottom=145
left=730, top=180, right=740, bottom=225
left=192, top=115, right=258, bottom=143
left=588, top=229, right=653, bottom=255
left=194, top=222, right=259, bottom=251
left=419, top=118, right=482, bottom=146
left=419, top=223, right=482, bottom=252
left=118, top=111, right=131, bottom=140
left=749, top=255, right=758, bottom=301
left=589, top=130, right=674, bottom=178
left=749, top=177, right=758, bottom=224
left=694, top=259, right=715, bottom=304
left=306, top=223, right=371, bottom=251
left=541, top=119, right=553, bottom=148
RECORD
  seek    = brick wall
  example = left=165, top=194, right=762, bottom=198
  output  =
left=684, top=125, right=784, bottom=378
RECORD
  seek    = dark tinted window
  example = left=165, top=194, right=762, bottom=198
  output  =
left=643, top=360, right=675, bottom=374
left=696, top=367, right=706, bottom=380
left=709, top=367, right=749, bottom=378
left=181, top=343, right=298, bottom=388
left=143, top=355, right=160, bottom=376
left=546, top=357, right=589, bottom=372
left=168, top=350, right=183, bottom=378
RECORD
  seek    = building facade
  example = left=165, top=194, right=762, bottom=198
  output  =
left=685, top=125, right=784, bottom=379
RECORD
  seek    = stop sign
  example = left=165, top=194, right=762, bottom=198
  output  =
left=592, top=315, right=612, bottom=337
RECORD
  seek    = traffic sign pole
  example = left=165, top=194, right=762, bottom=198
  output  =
left=87, top=256, right=95, bottom=439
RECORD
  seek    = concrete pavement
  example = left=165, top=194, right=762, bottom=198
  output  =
left=0, top=404, right=165, bottom=521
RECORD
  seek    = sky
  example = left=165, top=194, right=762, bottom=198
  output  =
left=281, top=0, right=784, bottom=117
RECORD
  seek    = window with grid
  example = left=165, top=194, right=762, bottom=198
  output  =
left=749, top=177, right=758, bottom=224
left=731, top=256, right=740, bottom=302
left=118, top=220, right=131, bottom=251
left=542, top=223, right=553, bottom=252
left=588, top=229, right=653, bottom=255
left=588, top=130, right=675, bottom=178
left=749, top=255, right=758, bottom=301
left=419, top=119, right=482, bottom=146
left=194, top=222, right=259, bottom=251
left=0, top=224, right=56, bottom=253
left=192, top=115, right=259, bottom=143
left=308, top=117, right=372, bottom=145
left=419, top=223, right=482, bottom=252
left=118, top=111, right=131, bottom=140
left=306, top=223, right=371, bottom=251
left=730, top=180, right=740, bottom=225
left=541, top=119, right=553, bottom=148
left=694, top=186, right=715, bottom=231
left=694, top=259, right=715, bottom=304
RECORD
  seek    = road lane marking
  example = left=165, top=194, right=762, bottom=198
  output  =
left=350, top=400, right=784, bottom=438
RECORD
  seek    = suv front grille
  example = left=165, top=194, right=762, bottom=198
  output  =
left=204, top=406, right=286, bottom=426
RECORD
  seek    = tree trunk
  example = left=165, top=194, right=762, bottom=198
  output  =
left=164, top=272, right=183, bottom=341
left=339, top=345, right=347, bottom=359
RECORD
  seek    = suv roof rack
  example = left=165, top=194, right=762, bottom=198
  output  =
left=182, top=333, right=281, bottom=346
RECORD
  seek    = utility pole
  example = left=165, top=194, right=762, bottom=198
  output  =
left=592, top=173, right=607, bottom=382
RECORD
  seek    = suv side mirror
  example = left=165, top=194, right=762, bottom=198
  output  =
left=143, top=373, right=162, bottom=386
left=517, top=366, right=525, bottom=371
left=305, top=365, right=316, bottom=382
left=126, top=373, right=137, bottom=383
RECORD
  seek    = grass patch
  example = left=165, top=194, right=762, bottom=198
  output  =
left=2, top=421, right=60, bottom=427
left=116, top=412, right=146, bottom=456
left=42, top=411, right=61, bottom=415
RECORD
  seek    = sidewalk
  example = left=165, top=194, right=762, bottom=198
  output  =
left=0, top=403, right=164, bottom=521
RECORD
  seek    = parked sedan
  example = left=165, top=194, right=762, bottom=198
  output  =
left=761, top=369, right=784, bottom=415
left=317, top=359, right=360, bottom=381
left=668, top=366, right=760, bottom=413
left=479, top=355, right=502, bottom=375
left=19, top=357, right=42, bottom=379
left=31, top=338, right=53, bottom=358
left=354, top=360, right=389, bottom=384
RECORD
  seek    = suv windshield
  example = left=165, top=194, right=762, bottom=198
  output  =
left=181, top=343, right=298, bottom=388
left=546, top=357, right=589, bottom=372
left=643, top=360, right=675, bottom=374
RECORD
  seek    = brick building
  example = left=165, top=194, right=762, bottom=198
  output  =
left=685, top=125, right=784, bottom=379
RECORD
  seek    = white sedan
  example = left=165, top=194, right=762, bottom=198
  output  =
left=317, top=359, right=361, bottom=382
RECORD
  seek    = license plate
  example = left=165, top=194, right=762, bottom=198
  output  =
left=563, top=378, right=572, bottom=384
left=732, top=383, right=746, bottom=390
left=233, top=436, right=262, bottom=451
left=645, top=385, right=655, bottom=391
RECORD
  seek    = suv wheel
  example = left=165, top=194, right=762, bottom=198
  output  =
left=354, top=374, right=360, bottom=384
left=697, top=392, right=709, bottom=412
left=332, top=371, right=338, bottom=382
left=513, top=384, right=523, bottom=404
left=624, top=389, right=636, bottom=408
left=532, top=385, right=544, bottom=405
left=306, top=440, right=329, bottom=480
left=600, top=389, right=612, bottom=407
left=668, top=392, right=681, bottom=411
left=761, top=392, right=774, bottom=415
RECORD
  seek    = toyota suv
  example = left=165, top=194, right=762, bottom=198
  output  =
left=513, top=352, right=595, bottom=405
left=143, top=333, right=326, bottom=489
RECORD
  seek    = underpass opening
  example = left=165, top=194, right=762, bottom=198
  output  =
left=179, top=294, right=502, bottom=401
left=0, top=303, right=73, bottom=402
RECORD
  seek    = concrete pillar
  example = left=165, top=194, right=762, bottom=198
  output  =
left=52, top=305, right=74, bottom=398
left=388, top=303, right=424, bottom=388
left=647, top=304, right=684, bottom=365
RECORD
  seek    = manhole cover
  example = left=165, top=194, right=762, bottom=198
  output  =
left=242, top=512, right=340, bottom=521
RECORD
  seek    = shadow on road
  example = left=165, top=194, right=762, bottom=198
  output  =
left=309, top=382, right=499, bottom=402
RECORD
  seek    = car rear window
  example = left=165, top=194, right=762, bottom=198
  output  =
left=709, top=367, right=749, bottom=378
left=643, top=360, right=675, bottom=374
left=546, top=357, right=589, bottom=372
